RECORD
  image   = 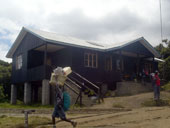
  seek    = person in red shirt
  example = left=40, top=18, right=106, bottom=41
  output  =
left=153, top=71, right=160, bottom=100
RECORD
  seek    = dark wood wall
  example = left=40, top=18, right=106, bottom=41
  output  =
left=71, top=48, right=103, bottom=82
left=51, top=48, right=72, bottom=68
left=71, top=48, right=121, bottom=85
left=12, top=33, right=45, bottom=83
left=27, top=50, right=44, bottom=69
left=44, top=47, right=73, bottom=79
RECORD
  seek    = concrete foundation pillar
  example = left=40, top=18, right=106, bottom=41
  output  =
left=11, top=84, right=17, bottom=104
left=38, top=86, right=42, bottom=102
left=24, top=82, right=31, bottom=104
left=42, top=79, right=50, bottom=105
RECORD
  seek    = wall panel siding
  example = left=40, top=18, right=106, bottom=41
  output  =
left=122, top=41, right=153, bottom=57
left=12, top=33, right=45, bottom=83
left=71, top=48, right=105, bottom=83
left=51, top=48, right=72, bottom=68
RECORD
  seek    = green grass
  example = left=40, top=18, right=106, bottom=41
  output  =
left=0, top=101, right=84, bottom=110
left=161, top=82, right=170, bottom=91
left=142, top=99, right=170, bottom=107
left=0, top=116, right=51, bottom=128
left=0, top=101, right=53, bottom=109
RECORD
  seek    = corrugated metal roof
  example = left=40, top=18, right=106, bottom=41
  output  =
left=6, top=27, right=160, bottom=58
left=106, top=38, right=141, bottom=48
left=25, top=27, right=105, bottom=50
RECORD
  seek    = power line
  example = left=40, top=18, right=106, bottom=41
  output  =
left=159, top=0, right=163, bottom=43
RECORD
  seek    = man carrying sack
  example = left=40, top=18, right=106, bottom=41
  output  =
left=50, top=67, right=77, bottom=128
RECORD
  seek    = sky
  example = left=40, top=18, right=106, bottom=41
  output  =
left=0, top=0, right=170, bottom=62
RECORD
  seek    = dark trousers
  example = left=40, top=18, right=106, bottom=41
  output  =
left=154, top=85, right=160, bottom=100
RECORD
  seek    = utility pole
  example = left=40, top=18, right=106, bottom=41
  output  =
left=159, top=0, right=163, bottom=43
left=159, top=0, right=166, bottom=81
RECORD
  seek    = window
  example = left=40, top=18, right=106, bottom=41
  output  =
left=84, top=52, right=98, bottom=68
left=16, top=54, right=22, bottom=70
left=116, top=59, right=124, bottom=71
left=105, top=56, right=112, bottom=71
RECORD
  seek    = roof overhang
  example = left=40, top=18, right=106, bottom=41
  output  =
left=6, top=27, right=27, bottom=58
left=34, top=44, right=65, bottom=52
left=145, top=57, right=165, bottom=62
left=140, top=37, right=161, bottom=58
left=106, top=37, right=161, bottom=58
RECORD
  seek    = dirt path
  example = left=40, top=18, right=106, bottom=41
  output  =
left=1, top=91, right=170, bottom=128
left=2, top=107, right=170, bottom=128
left=91, top=91, right=170, bottom=109
left=46, top=107, right=170, bottom=128
left=46, top=91, right=170, bottom=128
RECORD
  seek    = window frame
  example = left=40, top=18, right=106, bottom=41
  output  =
left=84, top=52, right=98, bottom=68
left=16, top=54, right=23, bottom=70
left=105, top=56, right=112, bottom=71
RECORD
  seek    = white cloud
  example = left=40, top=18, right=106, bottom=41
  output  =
left=0, top=43, right=12, bottom=62
left=0, top=18, right=20, bottom=42
left=0, top=0, right=170, bottom=62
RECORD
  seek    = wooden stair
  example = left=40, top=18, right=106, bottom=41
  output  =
left=64, top=71, right=101, bottom=107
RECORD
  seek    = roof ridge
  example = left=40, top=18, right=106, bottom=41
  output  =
left=24, top=27, right=107, bottom=48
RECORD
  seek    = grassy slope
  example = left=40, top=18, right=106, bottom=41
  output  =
left=0, top=102, right=53, bottom=109
left=0, top=115, right=51, bottom=128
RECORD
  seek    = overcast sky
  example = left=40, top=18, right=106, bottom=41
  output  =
left=0, top=0, right=170, bottom=62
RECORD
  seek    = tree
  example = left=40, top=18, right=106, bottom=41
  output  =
left=0, top=85, right=5, bottom=101
left=0, top=60, right=11, bottom=102
left=155, top=40, right=170, bottom=81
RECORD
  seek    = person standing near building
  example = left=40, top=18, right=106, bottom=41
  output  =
left=153, top=71, right=161, bottom=100
left=150, top=72, right=155, bottom=88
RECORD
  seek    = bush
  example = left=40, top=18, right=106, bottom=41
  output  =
left=155, top=41, right=170, bottom=81
left=161, top=82, right=170, bottom=91
left=0, top=60, right=12, bottom=101
left=0, top=85, right=6, bottom=102
left=159, top=56, right=170, bottom=81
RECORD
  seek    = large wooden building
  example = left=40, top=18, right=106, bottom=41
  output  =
left=6, top=27, right=160, bottom=105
